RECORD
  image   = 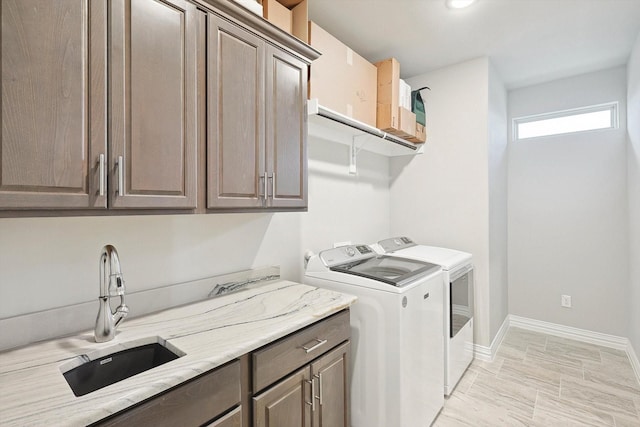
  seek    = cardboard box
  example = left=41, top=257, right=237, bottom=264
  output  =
left=396, top=106, right=417, bottom=139
left=406, top=123, right=427, bottom=144
left=375, top=58, right=400, bottom=131
left=263, top=0, right=308, bottom=43
left=308, top=21, right=377, bottom=127
left=399, top=79, right=412, bottom=110
left=376, top=104, right=394, bottom=132
left=417, top=123, right=427, bottom=142
left=375, top=105, right=416, bottom=139
left=376, top=57, right=423, bottom=142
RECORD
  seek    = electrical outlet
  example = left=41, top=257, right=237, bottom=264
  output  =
left=561, top=295, right=572, bottom=308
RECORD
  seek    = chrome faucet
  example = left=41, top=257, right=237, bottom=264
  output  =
left=94, top=245, right=129, bottom=342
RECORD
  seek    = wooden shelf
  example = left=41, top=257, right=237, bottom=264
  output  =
left=307, top=99, right=424, bottom=157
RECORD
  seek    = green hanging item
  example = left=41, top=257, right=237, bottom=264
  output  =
left=411, top=86, right=430, bottom=126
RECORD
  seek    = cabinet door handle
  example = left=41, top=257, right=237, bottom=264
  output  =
left=305, top=379, right=316, bottom=411
left=98, top=154, right=105, bottom=196
left=314, top=374, right=323, bottom=405
left=271, top=172, right=276, bottom=199
left=116, top=155, right=124, bottom=197
left=302, top=338, right=328, bottom=353
left=263, top=172, right=268, bottom=201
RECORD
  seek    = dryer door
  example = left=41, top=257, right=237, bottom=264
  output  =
left=450, top=267, right=473, bottom=338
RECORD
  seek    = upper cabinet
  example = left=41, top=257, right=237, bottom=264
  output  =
left=207, top=13, right=265, bottom=209
left=265, top=46, right=308, bottom=209
left=0, top=0, right=317, bottom=214
left=0, top=0, right=107, bottom=209
left=206, top=12, right=308, bottom=210
left=0, top=0, right=198, bottom=211
left=109, top=0, right=198, bottom=209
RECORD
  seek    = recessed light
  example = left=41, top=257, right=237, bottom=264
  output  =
left=446, top=0, right=477, bottom=9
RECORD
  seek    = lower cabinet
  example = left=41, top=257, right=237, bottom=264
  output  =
left=93, top=360, right=241, bottom=427
left=94, top=310, right=351, bottom=427
left=252, top=310, right=351, bottom=427
left=253, top=342, right=350, bottom=427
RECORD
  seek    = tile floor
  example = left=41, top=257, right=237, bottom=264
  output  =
left=433, top=328, right=640, bottom=426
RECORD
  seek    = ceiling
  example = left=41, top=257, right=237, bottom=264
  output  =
left=307, top=0, right=640, bottom=89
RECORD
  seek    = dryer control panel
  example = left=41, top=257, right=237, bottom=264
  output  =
left=378, top=236, right=417, bottom=252
left=319, top=244, right=375, bottom=267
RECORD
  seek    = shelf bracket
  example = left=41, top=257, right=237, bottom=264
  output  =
left=349, top=140, right=357, bottom=175
left=349, top=134, right=369, bottom=175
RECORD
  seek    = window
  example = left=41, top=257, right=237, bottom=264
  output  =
left=513, top=102, right=618, bottom=141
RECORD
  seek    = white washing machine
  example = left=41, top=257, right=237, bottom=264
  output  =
left=304, top=244, right=444, bottom=427
left=374, top=237, right=474, bottom=396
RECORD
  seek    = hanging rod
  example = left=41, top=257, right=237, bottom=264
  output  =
left=307, top=99, right=419, bottom=151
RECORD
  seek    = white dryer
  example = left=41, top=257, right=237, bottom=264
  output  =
left=304, top=244, right=444, bottom=427
left=374, top=237, right=474, bottom=396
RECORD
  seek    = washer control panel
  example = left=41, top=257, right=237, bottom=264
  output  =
left=319, top=244, right=376, bottom=266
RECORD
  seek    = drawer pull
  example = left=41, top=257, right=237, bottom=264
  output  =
left=302, top=338, right=328, bottom=353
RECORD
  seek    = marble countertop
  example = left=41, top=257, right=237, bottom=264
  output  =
left=0, top=281, right=356, bottom=427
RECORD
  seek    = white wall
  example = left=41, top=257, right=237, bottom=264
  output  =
left=0, top=136, right=390, bottom=325
left=628, top=32, right=640, bottom=356
left=0, top=212, right=290, bottom=318
left=301, top=138, right=390, bottom=256
left=508, top=67, right=629, bottom=336
left=488, top=62, right=509, bottom=341
left=392, top=57, right=508, bottom=348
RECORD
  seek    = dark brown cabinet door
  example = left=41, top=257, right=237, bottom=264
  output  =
left=207, top=13, right=265, bottom=209
left=109, top=0, right=197, bottom=209
left=253, top=367, right=312, bottom=427
left=265, top=46, right=308, bottom=209
left=311, top=342, right=350, bottom=427
left=0, top=0, right=107, bottom=209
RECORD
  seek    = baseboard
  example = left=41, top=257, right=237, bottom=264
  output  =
left=473, top=344, right=492, bottom=362
left=509, top=315, right=640, bottom=386
left=474, top=315, right=510, bottom=362
left=509, top=315, right=628, bottom=350
left=469, top=315, right=640, bottom=386
left=628, top=341, right=640, bottom=387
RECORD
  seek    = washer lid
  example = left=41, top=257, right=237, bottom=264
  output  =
left=330, top=255, right=440, bottom=287
left=377, top=237, right=472, bottom=270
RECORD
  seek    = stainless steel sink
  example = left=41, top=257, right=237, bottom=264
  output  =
left=62, top=341, right=182, bottom=397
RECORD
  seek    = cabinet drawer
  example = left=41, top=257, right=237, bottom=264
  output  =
left=253, top=310, right=350, bottom=392
left=96, top=360, right=241, bottom=427
left=206, top=405, right=242, bottom=427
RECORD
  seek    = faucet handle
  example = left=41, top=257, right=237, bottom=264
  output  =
left=110, top=274, right=126, bottom=296
left=113, top=296, right=129, bottom=328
